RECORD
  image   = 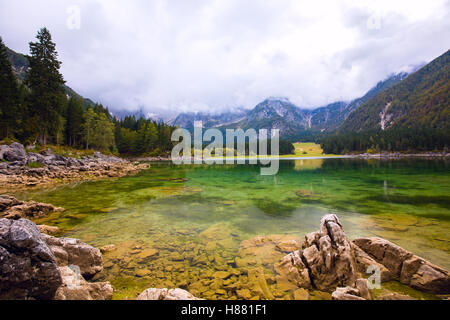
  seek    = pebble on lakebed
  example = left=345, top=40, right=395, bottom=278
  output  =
left=1, top=193, right=449, bottom=300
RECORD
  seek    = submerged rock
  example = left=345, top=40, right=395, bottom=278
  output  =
left=0, top=218, right=62, bottom=300
left=137, top=288, right=202, bottom=300
left=0, top=195, right=65, bottom=220
left=38, top=225, right=60, bottom=236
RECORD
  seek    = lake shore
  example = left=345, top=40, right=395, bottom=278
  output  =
left=0, top=143, right=149, bottom=193
left=130, top=150, right=450, bottom=162
left=351, top=152, right=450, bottom=159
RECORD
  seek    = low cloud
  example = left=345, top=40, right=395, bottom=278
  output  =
left=1, top=0, right=449, bottom=117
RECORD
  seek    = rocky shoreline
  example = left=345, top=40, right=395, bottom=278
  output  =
left=0, top=197, right=449, bottom=300
left=353, top=152, right=450, bottom=159
left=0, top=142, right=150, bottom=192
left=275, top=214, right=450, bottom=300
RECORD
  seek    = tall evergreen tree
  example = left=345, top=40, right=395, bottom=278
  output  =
left=0, top=36, right=19, bottom=138
left=26, top=28, right=66, bottom=145
left=66, top=96, right=84, bottom=146
left=82, top=107, right=96, bottom=150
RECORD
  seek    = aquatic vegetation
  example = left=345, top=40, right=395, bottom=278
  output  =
left=13, top=159, right=450, bottom=299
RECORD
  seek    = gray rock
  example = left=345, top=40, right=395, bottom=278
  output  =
left=3, top=143, right=26, bottom=162
left=27, top=152, right=46, bottom=164
left=0, top=145, right=8, bottom=160
left=0, top=218, right=62, bottom=299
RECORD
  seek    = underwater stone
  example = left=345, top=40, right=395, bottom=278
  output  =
left=293, top=288, right=310, bottom=300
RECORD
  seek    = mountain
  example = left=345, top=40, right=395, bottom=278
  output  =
left=170, top=72, right=411, bottom=141
left=6, top=46, right=95, bottom=109
left=311, top=72, right=409, bottom=132
left=219, top=71, right=409, bottom=140
left=219, top=98, right=312, bottom=140
left=340, top=50, right=449, bottom=132
left=169, top=109, right=247, bottom=131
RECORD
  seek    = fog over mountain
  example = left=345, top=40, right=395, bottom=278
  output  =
left=1, top=0, right=449, bottom=118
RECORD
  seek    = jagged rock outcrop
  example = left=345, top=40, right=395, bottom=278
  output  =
left=54, top=266, right=113, bottom=300
left=274, top=251, right=312, bottom=289
left=276, top=215, right=450, bottom=298
left=354, top=237, right=450, bottom=294
left=42, top=234, right=103, bottom=279
left=0, top=218, right=62, bottom=299
left=0, top=143, right=149, bottom=190
left=137, top=288, right=202, bottom=300
left=0, top=195, right=65, bottom=219
left=275, top=214, right=358, bottom=292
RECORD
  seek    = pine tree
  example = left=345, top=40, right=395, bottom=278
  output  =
left=66, top=96, right=84, bottom=146
left=0, top=36, right=19, bottom=138
left=26, top=28, right=66, bottom=145
left=82, top=107, right=96, bottom=150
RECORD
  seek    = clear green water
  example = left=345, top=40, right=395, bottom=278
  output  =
left=13, top=158, right=450, bottom=300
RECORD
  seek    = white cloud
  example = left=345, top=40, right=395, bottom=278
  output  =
left=1, top=0, right=449, bottom=116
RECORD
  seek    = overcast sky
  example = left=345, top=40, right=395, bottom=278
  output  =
left=1, top=0, right=449, bottom=117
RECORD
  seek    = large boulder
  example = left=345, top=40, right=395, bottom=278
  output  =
left=42, top=234, right=103, bottom=279
left=275, top=214, right=358, bottom=292
left=137, top=288, right=202, bottom=300
left=400, top=255, right=450, bottom=294
left=0, top=218, right=62, bottom=299
left=54, top=266, right=113, bottom=300
left=353, top=237, right=412, bottom=277
left=351, top=242, right=392, bottom=282
left=353, top=237, right=450, bottom=294
left=3, top=143, right=26, bottom=162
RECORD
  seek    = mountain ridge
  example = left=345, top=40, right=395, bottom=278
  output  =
left=171, top=71, right=410, bottom=140
left=340, top=50, right=449, bottom=132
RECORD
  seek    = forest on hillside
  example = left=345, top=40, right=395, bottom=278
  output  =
left=0, top=28, right=295, bottom=157
left=0, top=28, right=177, bottom=156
